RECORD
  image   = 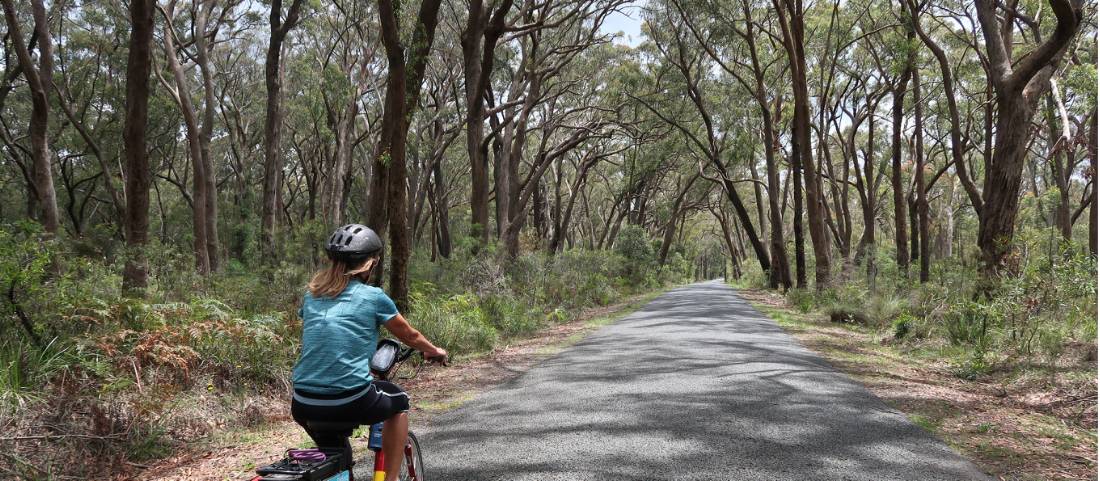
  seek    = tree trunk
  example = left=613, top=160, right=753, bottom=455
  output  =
left=748, top=159, right=767, bottom=243
left=979, top=99, right=1038, bottom=277
left=463, top=0, right=513, bottom=244
left=973, top=0, right=1082, bottom=281
left=775, top=0, right=830, bottom=289
left=160, top=9, right=210, bottom=273
left=324, top=102, right=357, bottom=225
left=890, top=63, right=912, bottom=275
left=372, top=0, right=443, bottom=310
left=2, top=0, right=60, bottom=234
left=746, top=18, right=791, bottom=289
left=260, top=0, right=305, bottom=261
left=122, top=0, right=156, bottom=295
left=913, top=69, right=930, bottom=282
left=852, top=94, right=879, bottom=272
left=791, top=151, right=807, bottom=288
left=532, top=177, right=548, bottom=240
left=908, top=194, right=919, bottom=264
left=764, top=132, right=792, bottom=289
left=432, top=160, right=451, bottom=258
left=195, top=1, right=220, bottom=271
left=1090, top=110, right=1097, bottom=256
left=1044, top=94, right=1073, bottom=241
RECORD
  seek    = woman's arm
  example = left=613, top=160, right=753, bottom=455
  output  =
left=383, top=313, right=447, bottom=361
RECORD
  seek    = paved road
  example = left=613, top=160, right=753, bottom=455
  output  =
left=417, top=281, right=992, bottom=480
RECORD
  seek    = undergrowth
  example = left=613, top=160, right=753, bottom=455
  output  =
left=743, top=247, right=1097, bottom=380
left=0, top=221, right=689, bottom=478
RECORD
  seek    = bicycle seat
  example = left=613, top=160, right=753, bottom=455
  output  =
left=304, top=420, right=360, bottom=433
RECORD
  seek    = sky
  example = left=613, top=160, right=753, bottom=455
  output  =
left=600, top=2, right=644, bottom=48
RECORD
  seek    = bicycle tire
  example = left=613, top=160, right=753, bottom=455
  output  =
left=401, top=431, right=426, bottom=481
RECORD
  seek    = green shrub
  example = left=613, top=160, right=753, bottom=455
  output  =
left=941, top=301, right=994, bottom=347
left=892, top=313, right=915, bottom=340
left=786, top=288, right=816, bottom=313
left=409, top=293, right=498, bottom=356
left=867, top=293, right=907, bottom=326
left=480, top=292, right=540, bottom=336
left=614, top=224, right=655, bottom=284
left=950, top=347, right=993, bottom=380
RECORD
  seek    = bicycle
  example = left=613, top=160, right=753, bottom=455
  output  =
left=249, top=340, right=431, bottom=481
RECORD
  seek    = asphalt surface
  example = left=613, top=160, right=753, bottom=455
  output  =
left=416, top=280, right=992, bottom=480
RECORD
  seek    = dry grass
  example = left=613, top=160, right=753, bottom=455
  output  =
left=738, top=288, right=1098, bottom=481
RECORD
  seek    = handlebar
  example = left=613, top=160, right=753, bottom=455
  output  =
left=372, top=341, right=447, bottom=382
left=397, top=345, right=415, bottom=363
left=402, top=345, right=449, bottom=366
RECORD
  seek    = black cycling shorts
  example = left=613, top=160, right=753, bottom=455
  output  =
left=291, top=380, right=410, bottom=429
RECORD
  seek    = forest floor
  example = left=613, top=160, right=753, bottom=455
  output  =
left=140, top=290, right=663, bottom=481
left=737, top=288, right=1098, bottom=481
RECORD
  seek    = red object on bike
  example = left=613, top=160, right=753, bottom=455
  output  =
left=373, top=450, right=386, bottom=480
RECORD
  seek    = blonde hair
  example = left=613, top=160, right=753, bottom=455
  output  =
left=308, top=257, right=378, bottom=298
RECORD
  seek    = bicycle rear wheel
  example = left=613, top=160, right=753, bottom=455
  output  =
left=401, top=431, right=426, bottom=481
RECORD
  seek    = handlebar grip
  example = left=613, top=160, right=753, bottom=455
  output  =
left=424, top=353, right=449, bottom=366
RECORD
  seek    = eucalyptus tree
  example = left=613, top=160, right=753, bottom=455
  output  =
left=407, top=55, right=463, bottom=255
left=214, top=34, right=266, bottom=258
left=462, top=0, right=514, bottom=244
left=260, top=0, right=306, bottom=259
left=50, top=6, right=133, bottom=233
left=1, top=0, right=60, bottom=234
left=667, top=0, right=793, bottom=289
left=773, top=0, right=832, bottom=289
left=637, top=1, right=772, bottom=277
left=121, top=0, right=157, bottom=293
left=492, top=0, right=628, bottom=258
left=367, top=0, right=445, bottom=309
left=158, top=0, right=212, bottom=272
left=906, top=0, right=1088, bottom=284
left=310, top=0, right=385, bottom=226
left=972, top=0, right=1085, bottom=280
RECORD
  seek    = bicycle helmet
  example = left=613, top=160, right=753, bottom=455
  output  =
left=324, top=223, right=383, bottom=263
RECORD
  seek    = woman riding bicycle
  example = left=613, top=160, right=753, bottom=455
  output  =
left=291, top=224, right=447, bottom=481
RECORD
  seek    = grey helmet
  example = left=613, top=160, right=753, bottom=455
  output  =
left=325, top=224, right=383, bottom=263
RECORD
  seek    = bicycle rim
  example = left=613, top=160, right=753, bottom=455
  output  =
left=400, top=432, right=426, bottom=481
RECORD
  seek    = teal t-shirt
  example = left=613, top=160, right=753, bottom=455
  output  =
left=291, top=279, right=399, bottom=395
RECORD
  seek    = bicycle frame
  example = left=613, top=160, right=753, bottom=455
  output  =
left=366, top=422, right=420, bottom=481
left=252, top=341, right=425, bottom=481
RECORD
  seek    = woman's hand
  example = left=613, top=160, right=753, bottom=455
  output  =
left=424, top=347, right=448, bottom=365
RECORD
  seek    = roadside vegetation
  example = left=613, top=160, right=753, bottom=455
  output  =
left=0, top=221, right=691, bottom=479
left=732, top=232, right=1097, bottom=480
